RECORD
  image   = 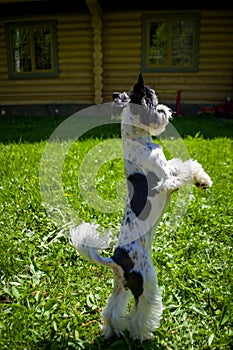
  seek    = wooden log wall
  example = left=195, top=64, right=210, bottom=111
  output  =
left=102, top=10, right=233, bottom=105
left=0, top=9, right=232, bottom=107
left=102, top=12, right=141, bottom=100
left=86, top=0, right=103, bottom=104
left=0, top=13, right=94, bottom=105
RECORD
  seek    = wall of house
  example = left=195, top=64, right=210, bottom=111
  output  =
left=0, top=9, right=232, bottom=115
left=102, top=10, right=233, bottom=109
left=0, top=13, right=94, bottom=106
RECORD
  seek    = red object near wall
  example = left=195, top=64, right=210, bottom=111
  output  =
left=200, top=106, right=215, bottom=114
left=176, top=89, right=182, bottom=115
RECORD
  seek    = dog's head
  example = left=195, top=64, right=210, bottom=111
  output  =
left=112, top=73, right=172, bottom=136
left=129, top=72, right=159, bottom=108
left=129, top=73, right=172, bottom=136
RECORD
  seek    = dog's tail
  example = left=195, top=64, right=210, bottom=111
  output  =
left=69, top=222, right=116, bottom=268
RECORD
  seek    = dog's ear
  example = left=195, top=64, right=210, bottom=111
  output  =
left=111, top=91, right=130, bottom=117
left=130, top=73, right=145, bottom=104
left=112, top=92, right=121, bottom=101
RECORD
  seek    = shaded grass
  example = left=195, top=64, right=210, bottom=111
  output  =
left=0, top=113, right=233, bottom=143
left=0, top=114, right=232, bottom=349
left=171, top=114, right=233, bottom=139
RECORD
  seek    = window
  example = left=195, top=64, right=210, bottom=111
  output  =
left=5, top=21, right=58, bottom=79
left=142, top=13, right=200, bottom=72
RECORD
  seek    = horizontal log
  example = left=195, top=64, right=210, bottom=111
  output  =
left=59, top=72, right=93, bottom=79
left=199, top=43, right=233, bottom=51
left=103, top=65, right=141, bottom=73
left=102, top=28, right=141, bottom=36
left=103, top=12, right=140, bottom=21
left=201, top=10, right=232, bottom=17
left=199, top=56, right=233, bottom=63
left=103, top=56, right=140, bottom=64
left=114, top=71, right=231, bottom=80
left=138, top=71, right=232, bottom=79
left=201, top=26, right=233, bottom=33
left=199, top=49, right=233, bottom=56
left=200, top=33, right=233, bottom=42
left=59, top=52, right=92, bottom=60
left=58, top=22, right=91, bottom=31
left=58, top=35, right=92, bottom=44
left=0, top=96, right=93, bottom=105
left=61, top=64, right=93, bottom=72
left=199, top=62, right=233, bottom=70
left=103, top=43, right=141, bottom=51
left=102, top=49, right=140, bottom=57
left=58, top=31, right=92, bottom=39
left=200, top=18, right=233, bottom=26
left=59, top=57, right=93, bottom=65
left=2, top=14, right=57, bottom=23
left=0, top=77, right=93, bottom=86
left=0, top=84, right=94, bottom=94
left=58, top=43, right=92, bottom=51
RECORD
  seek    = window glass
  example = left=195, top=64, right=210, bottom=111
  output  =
left=34, top=27, right=52, bottom=70
left=5, top=21, right=58, bottom=78
left=142, top=14, right=200, bottom=72
left=149, top=22, right=168, bottom=66
left=11, top=27, right=31, bottom=73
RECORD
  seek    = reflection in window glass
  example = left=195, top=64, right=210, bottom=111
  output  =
left=149, top=22, right=168, bottom=65
left=11, top=28, right=32, bottom=72
left=142, top=14, right=199, bottom=72
left=34, top=27, right=52, bottom=70
left=171, top=20, right=194, bottom=67
left=5, top=21, right=58, bottom=78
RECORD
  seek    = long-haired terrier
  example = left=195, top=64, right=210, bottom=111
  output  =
left=70, top=73, right=212, bottom=341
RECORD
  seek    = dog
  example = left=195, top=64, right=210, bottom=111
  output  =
left=70, top=73, right=212, bottom=341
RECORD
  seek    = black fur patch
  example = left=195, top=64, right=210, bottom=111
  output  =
left=112, top=247, right=134, bottom=273
left=124, top=270, right=143, bottom=301
left=127, top=173, right=148, bottom=218
left=127, top=171, right=159, bottom=220
left=112, top=247, right=143, bottom=301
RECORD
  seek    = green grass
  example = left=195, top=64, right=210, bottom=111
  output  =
left=0, top=114, right=232, bottom=349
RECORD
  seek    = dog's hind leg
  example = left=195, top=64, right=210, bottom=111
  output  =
left=127, top=258, right=163, bottom=341
left=101, top=268, right=131, bottom=338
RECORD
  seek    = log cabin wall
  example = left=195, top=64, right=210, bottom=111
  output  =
left=0, top=4, right=232, bottom=115
left=102, top=10, right=233, bottom=108
left=0, top=13, right=94, bottom=106
left=102, top=11, right=141, bottom=101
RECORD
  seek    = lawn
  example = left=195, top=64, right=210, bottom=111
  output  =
left=0, top=113, right=232, bottom=350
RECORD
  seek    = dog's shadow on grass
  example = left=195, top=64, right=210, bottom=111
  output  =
left=82, top=333, right=156, bottom=350
left=37, top=332, right=163, bottom=350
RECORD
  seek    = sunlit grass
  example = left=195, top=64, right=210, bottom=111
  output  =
left=0, top=115, right=232, bottom=349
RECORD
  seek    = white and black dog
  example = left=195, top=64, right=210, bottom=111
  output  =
left=70, top=73, right=212, bottom=341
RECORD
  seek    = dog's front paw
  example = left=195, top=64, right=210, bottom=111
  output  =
left=191, top=160, right=213, bottom=189
left=194, top=172, right=213, bottom=189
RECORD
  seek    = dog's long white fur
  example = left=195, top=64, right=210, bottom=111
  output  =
left=69, top=77, right=212, bottom=342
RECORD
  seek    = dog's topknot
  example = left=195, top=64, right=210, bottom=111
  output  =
left=130, top=73, right=159, bottom=109
left=129, top=73, right=145, bottom=105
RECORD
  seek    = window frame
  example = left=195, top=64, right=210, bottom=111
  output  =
left=142, top=13, right=200, bottom=73
left=5, top=20, right=59, bottom=79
